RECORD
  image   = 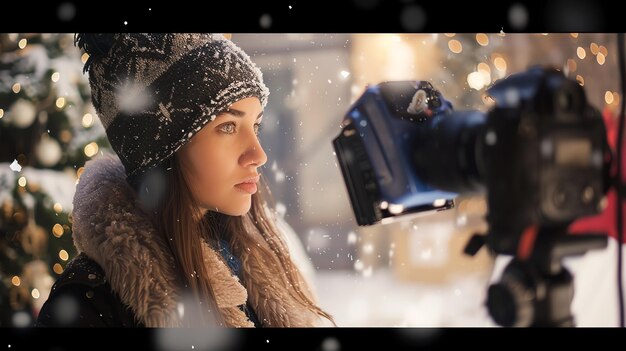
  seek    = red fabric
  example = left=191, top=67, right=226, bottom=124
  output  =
left=568, top=107, right=626, bottom=243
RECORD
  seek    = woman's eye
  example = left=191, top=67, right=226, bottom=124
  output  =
left=254, top=123, right=263, bottom=136
left=219, top=122, right=236, bottom=134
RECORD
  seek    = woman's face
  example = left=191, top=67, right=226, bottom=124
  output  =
left=178, top=97, right=267, bottom=216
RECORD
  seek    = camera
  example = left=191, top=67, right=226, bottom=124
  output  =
left=333, top=66, right=611, bottom=326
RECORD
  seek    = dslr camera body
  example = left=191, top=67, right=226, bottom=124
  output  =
left=333, top=66, right=610, bottom=255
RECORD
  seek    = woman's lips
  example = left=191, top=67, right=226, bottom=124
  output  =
left=234, top=174, right=260, bottom=194
left=234, top=182, right=258, bottom=194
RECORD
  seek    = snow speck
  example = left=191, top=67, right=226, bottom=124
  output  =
left=363, top=243, right=374, bottom=255
left=266, top=339, right=270, bottom=343
left=259, top=14, right=272, bottom=29
left=508, top=3, right=529, bottom=30
left=9, top=160, right=22, bottom=172
left=347, top=231, right=357, bottom=245
left=362, top=266, right=373, bottom=278
left=321, top=337, right=341, bottom=351
left=340, top=70, right=350, bottom=79
left=288, top=5, right=292, bottom=9
left=12, top=311, right=31, bottom=327
left=124, top=21, right=128, bottom=25
left=354, top=260, right=364, bottom=271
left=328, top=79, right=332, bottom=84
left=57, top=2, right=76, bottom=21
left=275, top=202, right=287, bottom=217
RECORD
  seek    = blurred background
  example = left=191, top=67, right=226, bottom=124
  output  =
left=0, top=33, right=621, bottom=327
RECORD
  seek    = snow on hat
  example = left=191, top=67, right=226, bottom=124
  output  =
left=75, top=33, right=269, bottom=188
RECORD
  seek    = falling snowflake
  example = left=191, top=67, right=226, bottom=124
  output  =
left=9, top=160, right=22, bottom=172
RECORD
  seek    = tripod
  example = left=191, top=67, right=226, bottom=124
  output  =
left=483, top=227, right=608, bottom=327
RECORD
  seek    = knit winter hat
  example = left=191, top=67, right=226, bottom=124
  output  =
left=75, top=33, right=269, bottom=188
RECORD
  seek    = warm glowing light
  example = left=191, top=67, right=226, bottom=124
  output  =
left=11, top=276, right=21, bottom=287
left=570, top=33, right=579, bottom=38
left=590, top=43, right=599, bottom=55
left=576, top=75, right=584, bottom=86
left=18, top=39, right=27, bottom=49
left=577, top=47, right=586, bottom=59
left=55, top=97, right=66, bottom=109
left=605, top=91, right=614, bottom=104
left=448, top=39, right=462, bottom=54
left=31, top=289, right=40, bottom=299
left=597, top=52, right=606, bottom=65
left=81, top=53, right=89, bottom=64
left=59, top=250, right=69, bottom=261
left=12, top=83, right=21, bottom=93
left=52, top=223, right=64, bottom=238
left=82, top=113, right=94, bottom=128
left=599, top=45, right=608, bottom=57
left=51, top=72, right=60, bottom=82
left=444, top=33, right=456, bottom=37
left=467, top=72, right=486, bottom=90
left=84, top=142, right=99, bottom=157
left=476, top=33, right=489, bottom=46
left=77, top=166, right=85, bottom=178
left=53, top=203, right=63, bottom=213
left=494, top=57, right=507, bottom=72
left=53, top=263, right=63, bottom=274
left=0, top=109, right=4, bottom=119
left=477, top=62, right=491, bottom=74
left=18, top=177, right=26, bottom=187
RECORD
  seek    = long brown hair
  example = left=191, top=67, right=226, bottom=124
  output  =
left=149, top=153, right=335, bottom=327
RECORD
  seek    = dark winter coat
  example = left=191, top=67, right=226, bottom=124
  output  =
left=35, top=154, right=320, bottom=327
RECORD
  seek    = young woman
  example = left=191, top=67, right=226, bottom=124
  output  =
left=36, top=33, right=334, bottom=327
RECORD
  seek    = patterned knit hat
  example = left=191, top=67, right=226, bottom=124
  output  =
left=75, top=33, right=269, bottom=188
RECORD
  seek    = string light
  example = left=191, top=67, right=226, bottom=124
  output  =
left=605, top=91, right=614, bottom=104
left=576, top=75, right=584, bottom=86
left=570, top=33, right=579, bottom=38
left=12, top=83, right=20, bottom=93
left=51, top=72, right=60, bottom=82
left=590, top=43, right=599, bottom=55
left=599, top=45, right=608, bottom=57
left=18, top=177, right=27, bottom=187
left=597, top=52, right=606, bottom=65
left=84, top=142, right=99, bottom=157
left=11, top=276, right=21, bottom=287
left=31, top=289, right=40, bottom=299
left=448, top=39, right=462, bottom=54
left=59, top=250, right=69, bottom=261
left=494, top=57, right=507, bottom=72
left=53, top=203, right=63, bottom=213
left=577, top=47, right=586, bottom=60
left=476, top=33, right=489, bottom=46
left=444, top=33, right=456, bottom=37
left=52, top=223, right=64, bottom=238
left=0, top=108, right=3, bottom=119
left=82, top=113, right=94, bottom=128
left=55, top=97, right=66, bottom=109
left=478, top=62, right=491, bottom=74
left=18, top=39, right=27, bottom=49
left=53, top=263, right=63, bottom=274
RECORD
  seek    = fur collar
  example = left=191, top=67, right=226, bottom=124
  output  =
left=71, top=154, right=319, bottom=327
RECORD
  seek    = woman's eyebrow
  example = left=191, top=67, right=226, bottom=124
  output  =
left=222, top=108, right=264, bottom=120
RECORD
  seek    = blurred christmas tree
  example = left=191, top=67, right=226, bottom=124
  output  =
left=0, top=33, right=110, bottom=327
